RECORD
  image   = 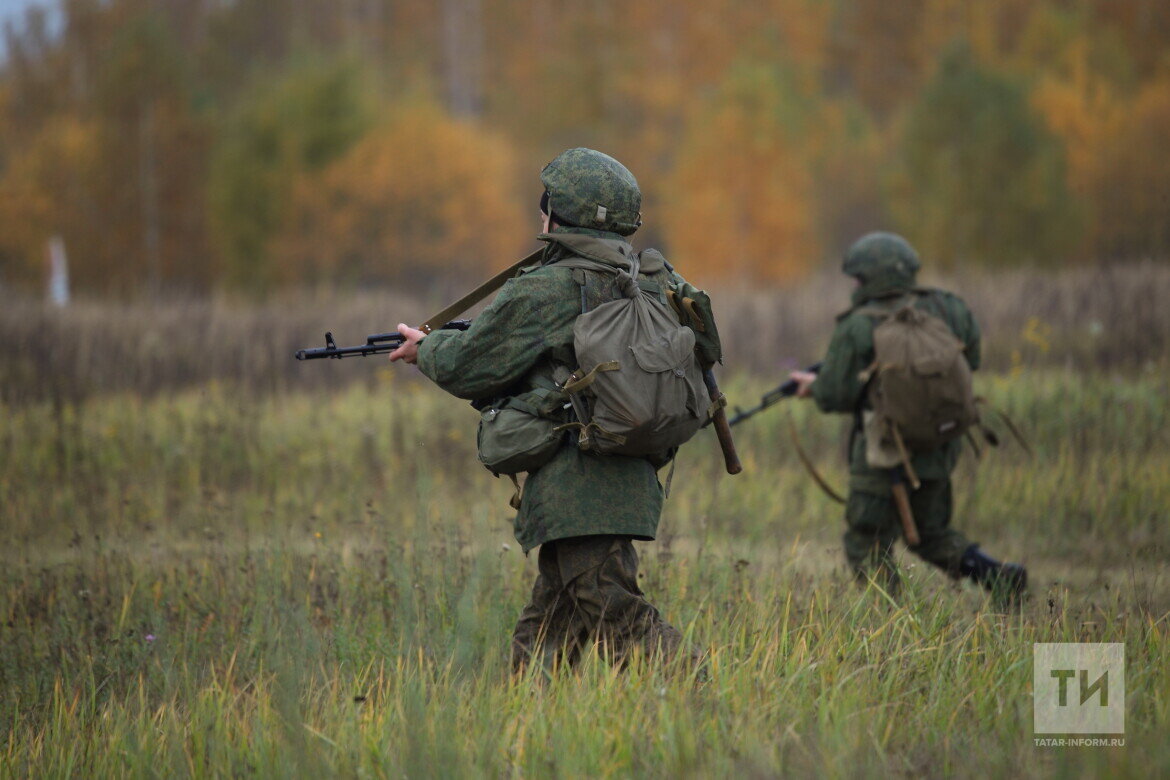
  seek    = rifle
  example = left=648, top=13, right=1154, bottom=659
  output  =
left=296, top=247, right=544, bottom=361
left=703, top=369, right=742, bottom=474
left=295, top=320, right=472, bottom=360
left=293, top=245, right=743, bottom=476
left=727, top=362, right=822, bottom=426
left=890, top=466, right=921, bottom=546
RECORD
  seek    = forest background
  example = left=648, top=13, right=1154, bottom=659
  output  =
left=1, top=0, right=1168, bottom=299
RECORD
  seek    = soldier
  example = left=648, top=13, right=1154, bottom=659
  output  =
left=789, top=231, right=1027, bottom=603
left=389, top=148, right=703, bottom=673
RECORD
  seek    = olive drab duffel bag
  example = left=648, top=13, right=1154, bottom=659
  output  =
left=859, top=289, right=1032, bottom=488
left=859, top=290, right=980, bottom=482
left=558, top=252, right=709, bottom=459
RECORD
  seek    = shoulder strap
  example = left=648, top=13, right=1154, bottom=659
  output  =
left=554, top=255, right=643, bottom=314
left=846, top=290, right=917, bottom=322
left=856, top=297, right=912, bottom=321
left=785, top=406, right=846, bottom=504
left=419, top=247, right=544, bottom=333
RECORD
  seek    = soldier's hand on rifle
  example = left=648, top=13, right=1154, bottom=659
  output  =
left=789, top=370, right=817, bottom=398
left=388, top=323, right=425, bottom=364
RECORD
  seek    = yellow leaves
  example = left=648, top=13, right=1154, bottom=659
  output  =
left=1090, top=75, right=1170, bottom=256
left=1028, top=26, right=1170, bottom=258
left=1022, top=316, right=1053, bottom=354
left=1030, top=38, right=1123, bottom=199
left=663, top=67, right=823, bottom=285
left=0, top=114, right=103, bottom=278
left=272, top=97, right=527, bottom=286
left=1011, top=316, right=1053, bottom=378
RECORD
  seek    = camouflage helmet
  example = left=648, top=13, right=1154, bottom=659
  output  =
left=540, top=148, right=642, bottom=236
left=842, top=231, right=921, bottom=281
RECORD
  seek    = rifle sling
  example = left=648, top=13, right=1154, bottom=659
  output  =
left=979, top=400, right=1033, bottom=457
left=785, top=406, right=846, bottom=505
left=419, top=247, right=545, bottom=334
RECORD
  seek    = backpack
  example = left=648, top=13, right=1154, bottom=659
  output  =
left=861, top=291, right=979, bottom=475
left=559, top=253, right=708, bottom=459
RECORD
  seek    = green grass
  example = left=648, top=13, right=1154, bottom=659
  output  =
left=2, top=367, right=1167, bottom=777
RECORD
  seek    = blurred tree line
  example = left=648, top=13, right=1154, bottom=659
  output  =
left=0, top=0, right=1167, bottom=296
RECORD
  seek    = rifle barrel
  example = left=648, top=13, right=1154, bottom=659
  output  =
left=295, top=340, right=403, bottom=360
left=294, top=319, right=473, bottom=361
left=727, top=361, right=822, bottom=427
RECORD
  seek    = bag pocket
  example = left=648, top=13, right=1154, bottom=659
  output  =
left=476, top=395, right=565, bottom=476
left=862, top=409, right=902, bottom=469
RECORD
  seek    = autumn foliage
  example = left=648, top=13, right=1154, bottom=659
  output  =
left=0, top=0, right=1167, bottom=296
left=273, top=99, right=527, bottom=287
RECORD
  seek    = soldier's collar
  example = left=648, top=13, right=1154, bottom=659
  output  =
left=838, top=287, right=914, bottom=320
left=538, top=231, right=637, bottom=271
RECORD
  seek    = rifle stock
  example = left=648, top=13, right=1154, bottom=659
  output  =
left=703, top=369, right=742, bottom=475
left=890, top=468, right=921, bottom=546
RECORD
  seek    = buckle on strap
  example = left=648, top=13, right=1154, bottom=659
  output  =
left=552, top=420, right=627, bottom=451
left=665, top=289, right=706, bottom=331
left=706, top=393, right=727, bottom=420
left=562, top=361, right=620, bottom=394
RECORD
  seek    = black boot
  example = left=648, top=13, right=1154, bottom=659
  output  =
left=959, top=545, right=1027, bottom=605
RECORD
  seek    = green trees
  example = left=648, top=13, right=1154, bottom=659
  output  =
left=890, top=44, right=1081, bottom=268
left=208, top=58, right=373, bottom=294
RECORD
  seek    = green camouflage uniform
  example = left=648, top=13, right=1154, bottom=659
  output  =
left=811, top=244, right=981, bottom=580
left=510, top=535, right=685, bottom=671
left=417, top=228, right=693, bottom=672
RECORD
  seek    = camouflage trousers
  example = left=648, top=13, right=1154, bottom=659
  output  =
left=510, top=535, right=688, bottom=674
left=845, top=478, right=973, bottom=587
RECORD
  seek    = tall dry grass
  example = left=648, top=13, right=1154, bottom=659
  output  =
left=2, top=256, right=1167, bottom=776
left=2, top=260, right=1166, bottom=405
left=1, top=369, right=1167, bottom=776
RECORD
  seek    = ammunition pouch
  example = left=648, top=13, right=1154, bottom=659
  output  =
left=476, top=379, right=568, bottom=476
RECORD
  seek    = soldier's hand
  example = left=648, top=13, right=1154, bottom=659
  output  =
left=388, top=323, right=425, bottom=364
left=789, top=370, right=817, bottom=398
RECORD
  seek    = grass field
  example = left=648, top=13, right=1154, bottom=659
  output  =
left=2, top=360, right=1167, bottom=777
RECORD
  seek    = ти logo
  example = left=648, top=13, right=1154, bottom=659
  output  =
left=1034, top=643, right=1125, bottom=735
left=1049, top=668, right=1109, bottom=707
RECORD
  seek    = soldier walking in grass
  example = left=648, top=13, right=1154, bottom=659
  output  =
left=788, top=232, right=1027, bottom=604
left=389, top=148, right=715, bottom=673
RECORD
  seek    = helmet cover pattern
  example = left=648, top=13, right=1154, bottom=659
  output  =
left=842, top=231, right=921, bottom=281
left=540, top=148, right=642, bottom=236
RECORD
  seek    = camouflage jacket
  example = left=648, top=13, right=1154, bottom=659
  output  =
left=811, top=282, right=981, bottom=495
left=418, top=227, right=694, bottom=551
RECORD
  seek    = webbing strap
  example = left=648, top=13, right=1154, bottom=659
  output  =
left=562, top=361, right=620, bottom=394
left=706, top=392, right=727, bottom=421
left=507, top=474, right=523, bottom=510
left=681, top=297, right=706, bottom=332
left=419, top=247, right=545, bottom=333
left=553, top=420, right=628, bottom=450
left=665, top=289, right=706, bottom=331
